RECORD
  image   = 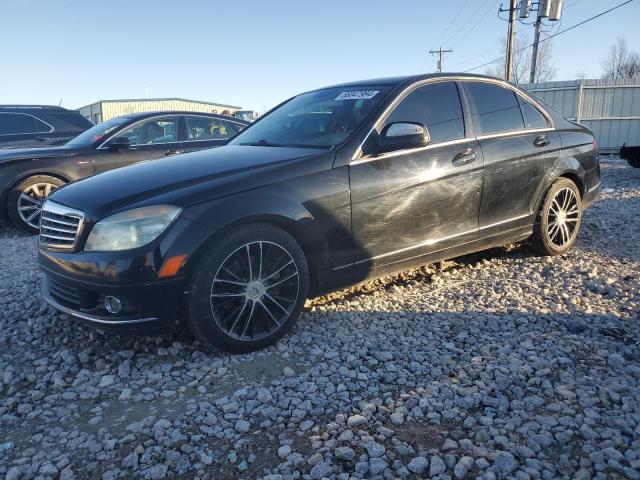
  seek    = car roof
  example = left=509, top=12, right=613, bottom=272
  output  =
left=0, top=105, right=78, bottom=113
left=310, top=72, right=509, bottom=91
left=114, top=111, right=250, bottom=124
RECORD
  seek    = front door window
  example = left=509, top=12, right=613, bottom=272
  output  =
left=120, top=117, right=178, bottom=145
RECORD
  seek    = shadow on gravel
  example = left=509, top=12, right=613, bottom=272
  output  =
left=0, top=223, right=30, bottom=239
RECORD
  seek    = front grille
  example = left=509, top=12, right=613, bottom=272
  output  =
left=40, top=201, right=84, bottom=251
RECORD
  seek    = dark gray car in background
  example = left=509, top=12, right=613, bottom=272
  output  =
left=0, top=105, right=94, bottom=149
left=0, top=111, right=248, bottom=232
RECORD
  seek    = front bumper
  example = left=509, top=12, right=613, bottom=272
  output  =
left=41, top=267, right=183, bottom=334
left=37, top=215, right=218, bottom=334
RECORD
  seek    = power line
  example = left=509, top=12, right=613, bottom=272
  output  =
left=443, top=0, right=496, bottom=47
left=463, top=0, right=635, bottom=73
left=451, top=23, right=535, bottom=69
left=450, top=0, right=500, bottom=49
left=429, top=0, right=471, bottom=52
left=453, top=41, right=504, bottom=67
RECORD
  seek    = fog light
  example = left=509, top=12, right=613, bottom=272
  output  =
left=104, top=296, right=122, bottom=314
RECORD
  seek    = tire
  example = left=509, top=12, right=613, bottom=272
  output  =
left=7, top=175, right=65, bottom=234
left=183, top=223, right=309, bottom=353
left=530, top=177, right=582, bottom=256
left=627, top=158, right=640, bottom=168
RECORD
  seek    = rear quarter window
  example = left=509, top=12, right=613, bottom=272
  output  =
left=518, top=97, right=551, bottom=129
left=46, top=112, right=93, bottom=131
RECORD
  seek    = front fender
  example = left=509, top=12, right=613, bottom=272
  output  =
left=0, top=155, right=93, bottom=221
left=179, top=167, right=353, bottom=294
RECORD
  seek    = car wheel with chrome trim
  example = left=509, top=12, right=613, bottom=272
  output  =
left=183, top=223, right=309, bottom=353
left=531, top=177, right=582, bottom=256
left=8, top=175, right=65, bottom=234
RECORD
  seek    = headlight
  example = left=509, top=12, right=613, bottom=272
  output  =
left=85, top=205, right=181, bottom=252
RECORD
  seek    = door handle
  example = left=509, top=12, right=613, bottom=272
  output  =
left=533, top=135, right=549, bottom=147
left=165, top=149, right=181, bottom=156
left=452, top=148, right=476, bottom=167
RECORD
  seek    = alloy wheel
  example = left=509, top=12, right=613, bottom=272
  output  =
left=546, top=186, right=580, bottom=248
left=209, top=241, right=300, bottom=341
left=17, top=182, right=58, bottom=230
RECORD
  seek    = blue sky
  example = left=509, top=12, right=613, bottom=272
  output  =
left=0, top=0, right=638, bottom=112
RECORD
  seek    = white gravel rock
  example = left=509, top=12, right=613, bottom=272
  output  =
left=407, top=456, right=428, bottom=474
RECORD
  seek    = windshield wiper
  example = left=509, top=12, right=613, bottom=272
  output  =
left=238, top=139, right=283, bottom=147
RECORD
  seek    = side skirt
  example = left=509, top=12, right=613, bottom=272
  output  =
left=314, top=226, right=532, bottom=297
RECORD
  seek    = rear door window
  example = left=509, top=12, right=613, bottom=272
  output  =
left=464, top=82, right=525, bottom=135
left=0, top=113, right=38, bottom=135
left=186, top=116, right=239, bottom=140
left=385, top=81, right=465, bottom=143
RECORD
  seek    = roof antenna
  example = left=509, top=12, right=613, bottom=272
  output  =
left=58, top=98, right=63, bottom=106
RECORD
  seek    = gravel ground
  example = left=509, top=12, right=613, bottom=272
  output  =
left=1, top=157, right=639, bottom=480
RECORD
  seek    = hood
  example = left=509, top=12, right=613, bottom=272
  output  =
left=0, top=145, right=79, bottom=164
left=49, top=145, right=331, bottom=220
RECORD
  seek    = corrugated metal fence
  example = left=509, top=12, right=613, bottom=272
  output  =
left=520, top=79, right=640, bottom=153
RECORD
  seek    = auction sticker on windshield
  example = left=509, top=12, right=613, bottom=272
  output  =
left=334, top=90, right=379, bottom=100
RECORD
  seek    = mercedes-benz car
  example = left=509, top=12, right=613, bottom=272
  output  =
left=0, top=111, right=248, bottom=232
left=38, top=74, right=600, bottom=353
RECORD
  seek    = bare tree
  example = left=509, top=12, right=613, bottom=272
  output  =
left=486, top=34, right=555, bottom=83
left=602, top=37, right=640, bottom=81
left=532, top=40, right=555, bottom=83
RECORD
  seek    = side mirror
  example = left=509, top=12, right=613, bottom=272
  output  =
left=376, top=122, right=430, bottom=154
left=107, top=136, right=131, bottom=151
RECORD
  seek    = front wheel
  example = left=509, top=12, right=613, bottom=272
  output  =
left=7, top=175, right=65, bottom=234
left=183, top=223, right=309, bottom=353
left=530, top=178, right=582, bottom=256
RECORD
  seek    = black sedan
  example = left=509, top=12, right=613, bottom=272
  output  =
left=38, top=74, right=600, bottom=353
left=0, top=111, right=248, bottom=232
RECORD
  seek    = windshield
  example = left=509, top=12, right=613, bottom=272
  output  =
left=230, top=86, right=391, bottom=148
left=65, top=116, right=132, bottom=147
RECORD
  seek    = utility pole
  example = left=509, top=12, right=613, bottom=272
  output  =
left=529, top=15, right=542, bottom=83
left=429, top=46, right=453, bottom=73
left=505, top=0, right=518, bottom=81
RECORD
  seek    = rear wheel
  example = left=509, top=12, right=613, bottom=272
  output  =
left=7, top=175, right=65, bottom=234
left=530, top=178, right=582, bottom=256
left=183, top=223, right=309, bottom=353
